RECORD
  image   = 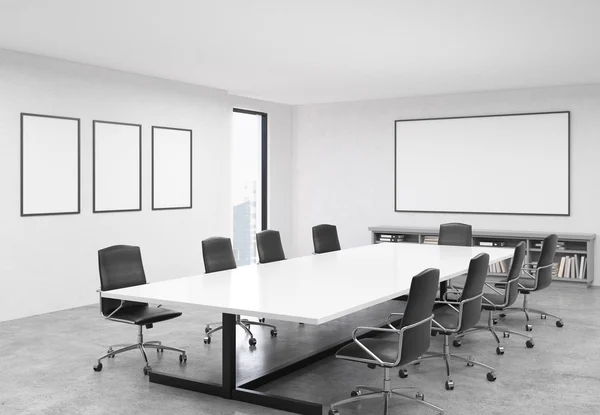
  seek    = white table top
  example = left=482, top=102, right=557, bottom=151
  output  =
left=102, top=243, right=512, bottom=325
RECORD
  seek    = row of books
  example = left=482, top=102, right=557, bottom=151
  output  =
left=488, top=260, right=508, bottom=274
left=556, top=255, right=587, bottom=279
left=377, top=234, right=405, bottom=243
left=423, top=236, right=439, bottom=245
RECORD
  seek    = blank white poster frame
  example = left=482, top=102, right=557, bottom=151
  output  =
left=152, top=126, right=193, bottom=210
left=394, top=111, right=570, bottom=216
left=21, top=113, right=81, bottom=216
left=93, top=120, right=142, bottom=213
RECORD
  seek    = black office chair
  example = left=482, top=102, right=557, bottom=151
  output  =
left=202, top=237, right=277, bottom=346
left=453, top=242, right=534, bottom=355
left=329, top=268, right=443, bottom=415
left=498, top=234, right=562, bottom=330
left=256, top=229, right=286, bottom=263
left=438, top=222, right=473, bottom=295
left=438, top=222, right=472, bottom=246
left=312, top=224, right=341, bottom=254
left=255, top=230, right=285, bottom=325
left=93, top=245, right=186, bottom=375
left=417, top=253, right=496, bottom=390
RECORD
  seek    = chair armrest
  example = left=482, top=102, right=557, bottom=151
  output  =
left=386, top=312, right=404, bottom=328
left=435, top=299, right=460, bottom=313
left=484, top=282, right=504, bottom=295
left=351, top=326, right=402, bottom=365
left=351, top=315, right=433, bottom=367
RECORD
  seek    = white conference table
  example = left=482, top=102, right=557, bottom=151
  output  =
left=103, top=243, right=512, bottom=414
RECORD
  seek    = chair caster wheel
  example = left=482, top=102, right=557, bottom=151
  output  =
left=452, top=339, right=461, bottom=347
left=328, top=410, right=339, bottom=415
left=496, top=346, right=504, bottom=355
left=486, top=372, right=497, bottom=381
left=415, top=391, right=425, bottom=400
left=556, top=320, right=564, bottom=328
left=503, top=332, right=510, bottom=338
left=526, top=340, right=535, bottom=348
left=270, top=329, right=278, bottom=337
left=445, top=380, right=454, bottom=390
left=466, top=357, right=475, bottom=367
left=143, top=366, right=152, bottom=375
left=399, top=369, right=408, bottom=378
left=367, top=363, right=377, bottom=369
left=525, top=324, right=533, bottom=332
left=205, top=326, right=211, bottom=333
left=541, top=314, right=547, bottom=320
left=259, top=318, right=266, bottom=323
left=179, top=353, right=187, bottom=363
left=203, top=337, right=211, bottom=344
left=499, top=313, right=506, bottom=318
left=107, top=348, right=114, bottom=358
left=157, top=348, right=164, bottom=353
left=350, top=390, right=360, bottom=397
left=249, top=337, right=257, bottom=346
left=492, top=318, right=498, bottom=325
left=93, top=362, right=102, bottom=372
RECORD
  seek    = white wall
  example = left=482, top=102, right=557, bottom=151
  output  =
left=228, top=96, right=294, bottom=257
left=291, top=85, right=600, bottom=286
left=0, top=50, right=236, bottom=322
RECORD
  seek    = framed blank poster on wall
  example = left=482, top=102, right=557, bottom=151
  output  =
left=152, top=126, right=192, bottom=210
left=21, top=113, right=80, bottom=216
left=394, top=111, right=570, bottom=216
left=93, top=120, right=142, bottom=213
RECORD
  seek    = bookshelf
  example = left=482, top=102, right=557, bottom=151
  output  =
left=369, top=226, right=596, bottom=287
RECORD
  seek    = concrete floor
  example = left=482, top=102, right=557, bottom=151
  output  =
left=1, top=283, right=599, bottom=415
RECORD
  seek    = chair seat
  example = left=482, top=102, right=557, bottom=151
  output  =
left=482, top=293, right=507, bottom=310
left=109, top=304, right=182, bottom=325
left=336, top=338, right=399, bottom=366
left=432, top=305, right=460, bottom=334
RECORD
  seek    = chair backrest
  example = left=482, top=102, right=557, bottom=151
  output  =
left=98, top=245, right=147, bottom=315
left=535, top=234, right=558, bottom=291
left=312, top=224, right=341, bottom=254
left=438, top=222, right=472, bottom=246
left=256, top=230, right=286, bottom=264
left=459, top=253, right=490, bottom=331
left=399, top=268, right=440, bottom=365
left=202, top=237, right=237, bottom=273
left=503, top=242, right=526, bottom=307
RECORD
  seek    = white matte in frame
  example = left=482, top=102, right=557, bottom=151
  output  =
left=94, top=121, right=141, bottom=212
left=21, top=114, right=80, bottom=216
left=152, top=127, right=192, bottom=209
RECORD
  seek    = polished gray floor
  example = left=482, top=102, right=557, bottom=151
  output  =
left=0, top=283, right=598, bottom=415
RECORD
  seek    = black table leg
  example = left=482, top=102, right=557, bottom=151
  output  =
left=222, top=313, right=237, bottom=399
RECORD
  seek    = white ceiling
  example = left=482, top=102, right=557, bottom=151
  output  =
left=1, top=0, right=600, bottom=105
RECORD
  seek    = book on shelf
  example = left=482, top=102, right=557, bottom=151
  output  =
left=535, top=241, right=565, bottom=250
left=422, top=236, right=439, bottom=245
left=574, top=254, right=579, bottom=278
left=558, top=257, right=566, bottom=277
left=552, top=262, right=559, bottom=277
left=378, top=234, right=404, bottom=243
left=479, top=241, right=506, bottom=247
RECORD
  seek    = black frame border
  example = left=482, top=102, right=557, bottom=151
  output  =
left=93, top=120, right=143, bottom=214
left=151, top=125, right=193, bottom=211
left=233, top=108, right=268, bottom=230
left=20, top=112, right=81, bottom=217
left=394, top=111, right=571, bottom=217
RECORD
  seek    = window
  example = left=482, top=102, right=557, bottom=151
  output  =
left=231, top=109, right=267, bottom=266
